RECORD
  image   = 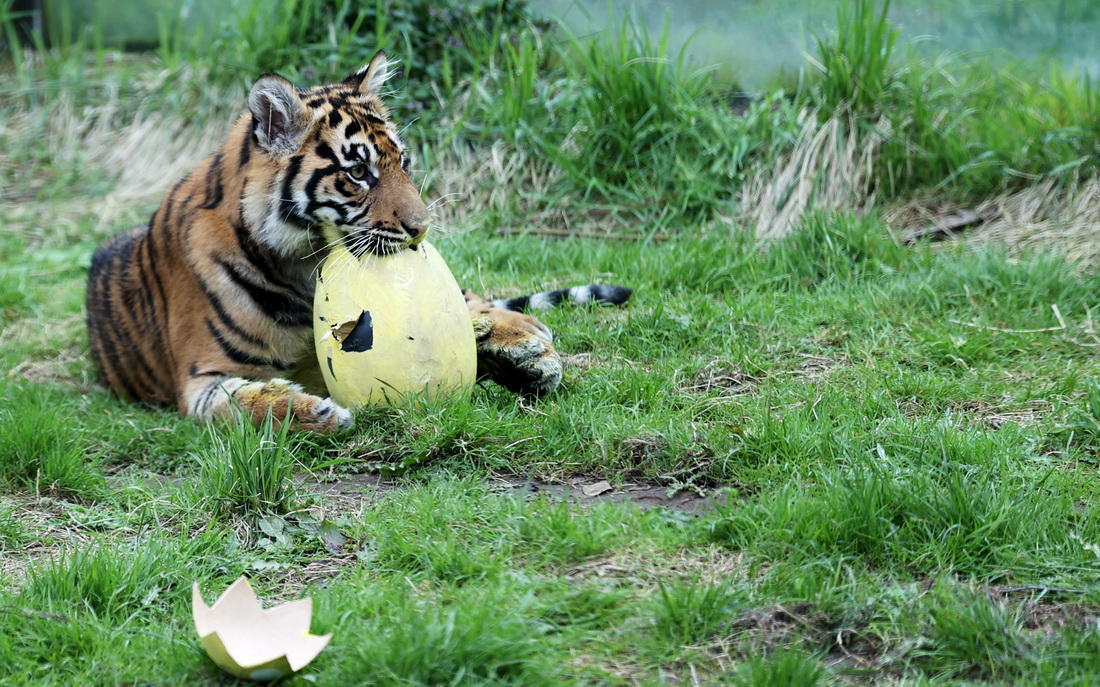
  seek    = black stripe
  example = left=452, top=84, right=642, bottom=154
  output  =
left=278, top=155, right=313, bottom=232
left=594, top=285, right=633, bottom=304
left=306, top=199, right=351, bottom=224
left=197, top=279, right=269, bottom=349
left=160, top=188, right=184, bottom=249
left=503, top=295, right=530, bottom=311
left=345, top=204, right=370, bottom=226
left=199, top=153, right=225, bottom=210
left=343, top=142, right=368, bottom=162
left=314, top=142, right=340, bottom=163
left=232, top=209, right=294, bottom=290
left=194, top=379, right=227, bottom=417
left=205, top=318, right=295, bottom=371
left=239, top=127, right=252, bottom=168
left=97, top=262, right=161, bottom=402
left=92, top=233, right=165, bottom=402
left=304, top=167, right=341, bottom=198
left=334, top=177, right=356, bottom=198
left=189, top=362, right=227, bottom=378
left=143, top=224, right=173, bottom=348
left=218, top=258, right=312, bottom=327
left=131, top=235, right=161, bottom=330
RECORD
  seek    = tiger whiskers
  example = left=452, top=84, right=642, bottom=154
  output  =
left=426, top=193, right=460, bottom=212
left=301, top=234, right=350, bottom=264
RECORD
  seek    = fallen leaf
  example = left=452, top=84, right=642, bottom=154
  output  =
left=582, top=481, right=613, bottom=497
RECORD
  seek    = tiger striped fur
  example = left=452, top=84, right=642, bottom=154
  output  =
left=85, top=52, right=631, bottom=432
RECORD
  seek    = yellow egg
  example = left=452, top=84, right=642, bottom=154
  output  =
left=313, top=241, right=476, bottom=407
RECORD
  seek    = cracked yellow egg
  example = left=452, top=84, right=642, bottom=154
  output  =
left=313, top=241, right=477, bottom=408
left=192, top=577, right=331, bottom=681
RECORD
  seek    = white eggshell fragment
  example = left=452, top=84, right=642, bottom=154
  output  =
left=192, top=576, right=331, bottom=681
left=313, top=241, right=477, bottom=407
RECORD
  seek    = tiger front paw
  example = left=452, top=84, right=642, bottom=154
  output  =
left=472, top=313, right=562, bottom=396
left=184, top=377, right=353, bottom=433
left=230, top=379, right=353, bottom=432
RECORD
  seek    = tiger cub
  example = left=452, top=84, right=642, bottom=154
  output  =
left=85, top=52, right=630, bottom=432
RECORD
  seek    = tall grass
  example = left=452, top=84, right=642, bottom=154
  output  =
left=20, top=534, right=230, bottom=620
left=193, top=408, right=305, bottom=515
left=808, top=0, right=1100, bottom=199
left=8, top=0, right=1100, bottom=225
left=809, top=0, right=900, bottom=119
left=514, top=15, right=801, bottom=225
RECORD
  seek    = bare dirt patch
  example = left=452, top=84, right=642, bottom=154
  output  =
left=0, top=497, right=99, bottom=592
left=988, top=585, right=1100, bottom=634
left=896, top=398, right=1054, bottom=429
left=682, top=359, right=762, bottom=397
left=302, top=472, right=728, bottom=516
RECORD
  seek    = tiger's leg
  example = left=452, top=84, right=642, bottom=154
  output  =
left=463, top=290, right=563, bottom=395
left=179, top=374, right=352, bottom=433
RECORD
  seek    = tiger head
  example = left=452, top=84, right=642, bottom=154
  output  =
left=243, top=51, right=429, bottom=261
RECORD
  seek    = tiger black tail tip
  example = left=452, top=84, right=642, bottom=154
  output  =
left=490, top=284, right=633, bottom=313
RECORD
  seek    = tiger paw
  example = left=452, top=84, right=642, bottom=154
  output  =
left=472, top=313, right=562, bottom=396
left=230, top=378, right=353, bottom=433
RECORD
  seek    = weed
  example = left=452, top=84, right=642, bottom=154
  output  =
left=0, top=384, right=105, bottom=499
left=1058, top=377, right=1100, bottom=452
left=917, top=586, right=1029, bottom=680
left=528, top=14, right=791, bottom=224
left=19, top=534, right=229, bottom=621
left=652, top=579, right=745, bottom=647
left=724, top=648, right=828, bottom=686
left=810, top=0, right=900, bottom=118
left=323, top=577, right=554, bottom=686
left=0, top=502, right=28, bottom=550
left=192, top=407, right=307, bottom=516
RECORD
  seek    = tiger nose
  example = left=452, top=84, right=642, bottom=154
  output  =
left=402, top=220, right=427, bottom=242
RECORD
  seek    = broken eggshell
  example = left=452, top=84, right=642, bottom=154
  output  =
left=313, top=241, right=477, bottom=408
left=192, top=576, right=331, bottom=681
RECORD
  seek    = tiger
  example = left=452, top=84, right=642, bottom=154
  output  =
left=85, top=52, right=631, bottom=432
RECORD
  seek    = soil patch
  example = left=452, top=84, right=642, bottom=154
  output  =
left=301, top=472, right=728, bottom=515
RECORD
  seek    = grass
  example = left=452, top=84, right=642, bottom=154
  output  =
left=193, top=408, right=308, bottom=516
left=0, top=386, right=106, bottom=500
left=4, top=205, right=1100, bottom=681
left=3, top=0, right=1100, bottom=683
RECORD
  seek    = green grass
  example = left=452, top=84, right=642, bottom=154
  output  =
left=193, top=408, right=309, bottom=516
left=4, top=208, right=1100, bottom=683
left=0, top=386, right=106, bottom=499
left=3, top=0, right=1100, bottom=683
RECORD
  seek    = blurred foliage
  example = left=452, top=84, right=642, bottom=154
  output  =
left=151, top=0, right=553, bottom=122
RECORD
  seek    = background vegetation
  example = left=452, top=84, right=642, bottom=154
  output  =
left=2, top=0, right=1100, bottom=684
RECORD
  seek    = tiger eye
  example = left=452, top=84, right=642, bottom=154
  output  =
left=348, top=164, right=369, bottom=181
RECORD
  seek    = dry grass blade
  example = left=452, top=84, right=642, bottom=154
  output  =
left=887, top=176, right=1100, bottom=267
left=739, top=109, right=884, bottom=240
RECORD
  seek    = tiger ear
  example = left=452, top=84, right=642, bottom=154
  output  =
left=343, top=51, right=396, bottom=93
left=249, top=73, right=311, bottom=156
